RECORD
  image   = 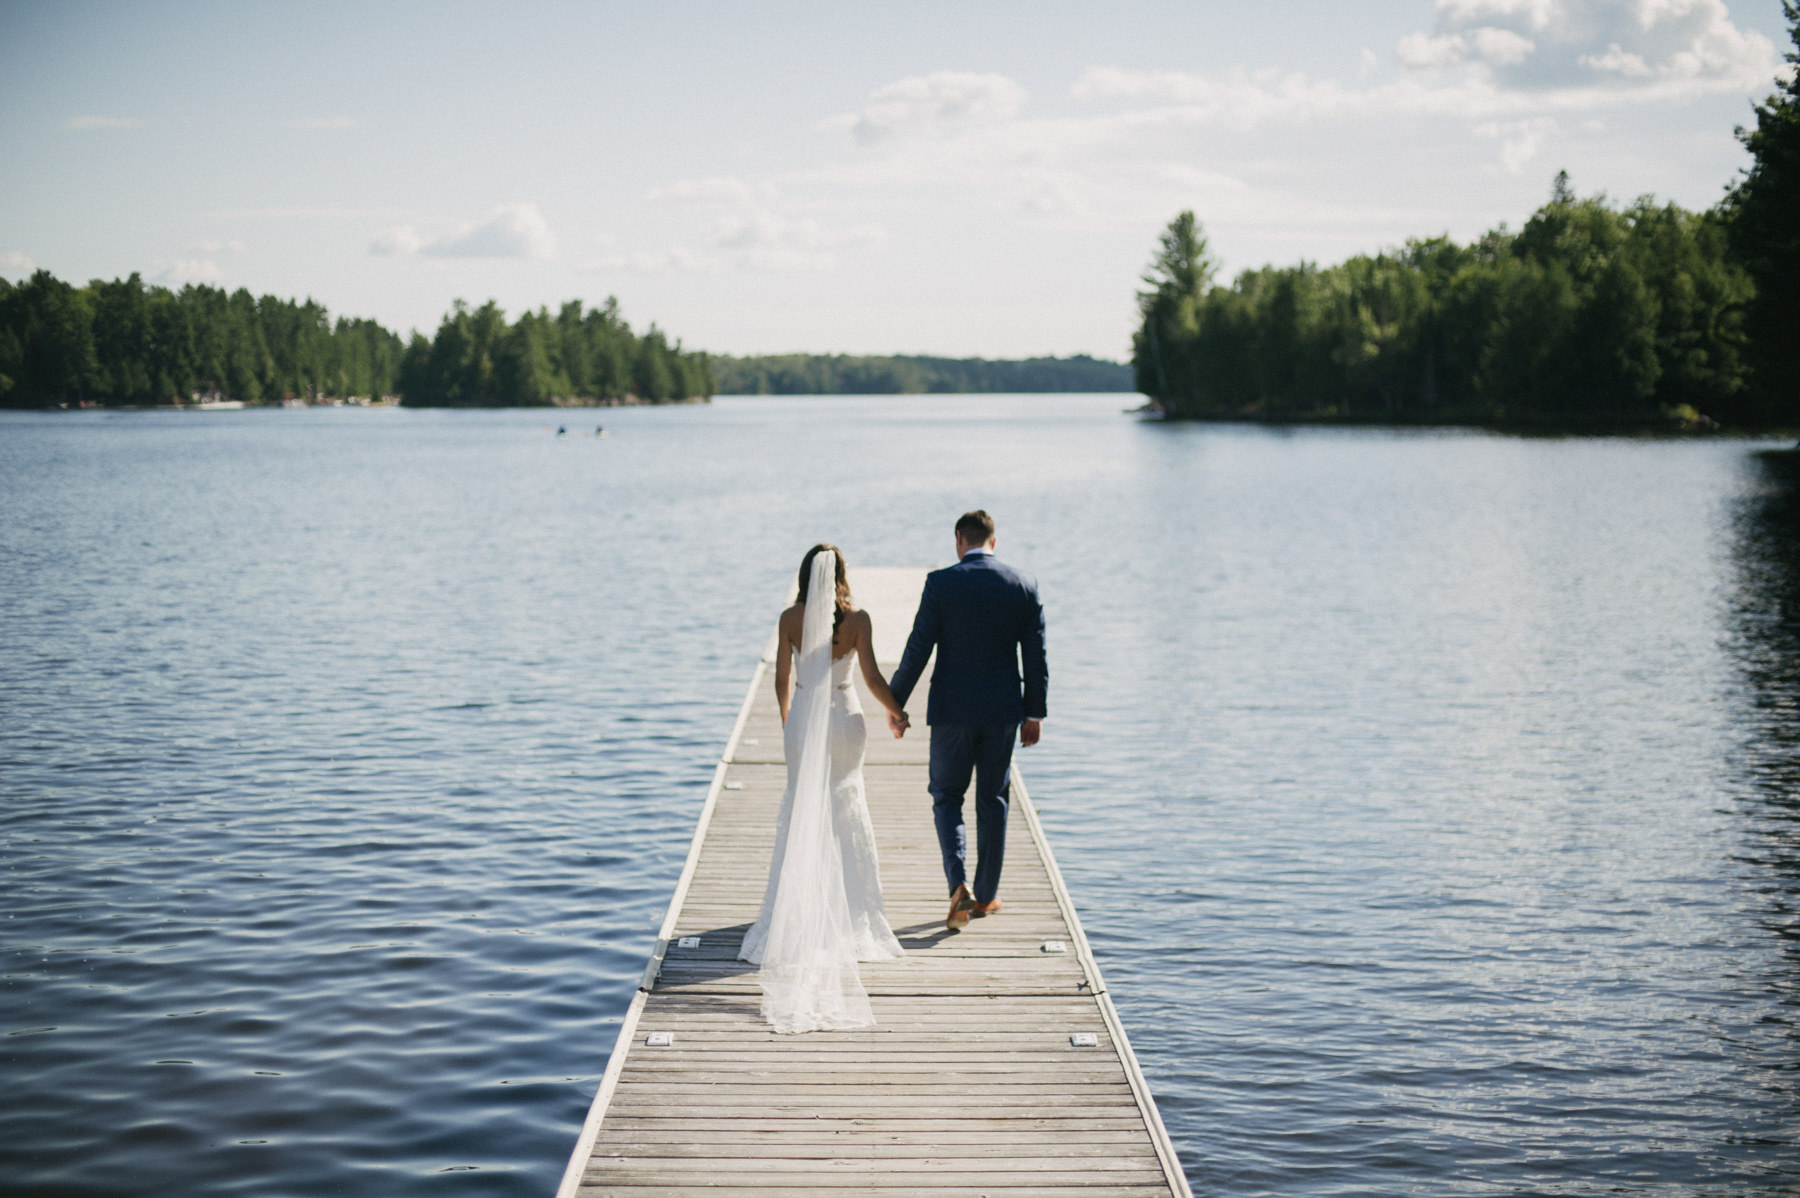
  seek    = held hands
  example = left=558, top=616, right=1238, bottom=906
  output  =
left=1020, top=718, right=1041, bottom=748
left=888, top=710, right=911, bottom=739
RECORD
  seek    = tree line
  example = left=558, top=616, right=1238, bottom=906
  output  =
left=710, top=352, right=1131, bottom=395
left=0, top=272, right=404, bottom=406
left=1134, top=5, right=1800, bottom=430
left=0, top=275, right=711, bottom=408
left=396, top=298, right=709, bottom=406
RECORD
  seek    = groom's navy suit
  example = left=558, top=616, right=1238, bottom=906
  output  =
left=889, top=550, right=1047, bottom=904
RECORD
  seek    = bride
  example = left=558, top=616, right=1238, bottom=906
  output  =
left=739, top=544, right=906, bottom=1033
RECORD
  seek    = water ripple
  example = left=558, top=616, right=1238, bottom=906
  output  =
left=3, top=402, right=1797, bottom=1194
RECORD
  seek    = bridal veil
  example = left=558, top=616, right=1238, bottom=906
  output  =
left=754, top=549, right=877, bottom=1033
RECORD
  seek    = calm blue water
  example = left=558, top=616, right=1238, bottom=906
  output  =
left=3, top=397, right=1797, bottom=1195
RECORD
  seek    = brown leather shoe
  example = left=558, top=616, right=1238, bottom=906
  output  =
left=970, top=897, right=1003, bottom=917
left=946, top=884, right=974, bottom=931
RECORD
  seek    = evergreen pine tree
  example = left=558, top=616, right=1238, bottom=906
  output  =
left=1725, top=1, right=1800, bottom=425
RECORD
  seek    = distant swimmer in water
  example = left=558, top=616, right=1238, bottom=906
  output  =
left=556, top=425, right=567, bottom=437
left=595, top=425, right=605, bottom=437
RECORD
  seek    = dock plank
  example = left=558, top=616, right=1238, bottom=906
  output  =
left=557, top=568, right=1189, bottom=1198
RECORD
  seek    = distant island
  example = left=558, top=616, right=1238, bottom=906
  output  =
left=710, top=352, right=1131, bottom=395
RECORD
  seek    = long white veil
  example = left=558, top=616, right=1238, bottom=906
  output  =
left=756, top=550, right=876, bottom=1033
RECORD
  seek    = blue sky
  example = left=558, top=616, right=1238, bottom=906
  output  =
left=1, top=0, right=1791, bottom=358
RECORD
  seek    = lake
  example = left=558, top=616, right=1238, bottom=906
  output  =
left=2, top=396, right=1796, bottom=1195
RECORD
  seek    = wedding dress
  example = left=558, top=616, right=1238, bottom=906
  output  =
left=739, top=551, right=903, bottom=1033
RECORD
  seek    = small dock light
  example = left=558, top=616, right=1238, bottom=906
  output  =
left=645, top=1031, right=674, bottom=1047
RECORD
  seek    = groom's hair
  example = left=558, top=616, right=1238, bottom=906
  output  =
left=955, top=510, right=995, bottom=545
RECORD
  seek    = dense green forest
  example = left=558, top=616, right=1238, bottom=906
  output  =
left=395, top=298, right=709, bottom=406
left=0, top=269, right=1126, bottom=406
left=1135, top=5, right=1800, bottom=430
left=0, top=272, right=405, bottom=406
left=710, top=352, right=1130, bottom=395
left=0, top=276, right=710, bottom=408
left=1132, top=190, right=1752, bottom=427
left=1724, top=1, right=1800, bottom=427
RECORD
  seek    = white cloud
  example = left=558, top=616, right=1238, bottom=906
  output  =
left=1396, top=32, right=1464, bottom=70
left=369, top=204, right=556, bottom=260
left=64, top=115, right=140, bottom=130
left=1470, top=26, right=1539, bottom=65
left=1076, top=2, right=1775, bottom=122
left=705, top=212, right=886, bottom=271
left=424, top=203, right=556, bottom=259
left=1580, top=41, right=1654, bottom=76
left=1056, top=1, right=1781, bottom=176
left=1476, top=117, right=1560, bottom=172
left=187, top=238, right=246, bottom=254
left=1403, top=0, right=1776, bottom=91
left=843, top=71, right=1026, bottom=145
left=1, top=250, right=37, bottom=277
left=740, top=2, right=1771, bottom=262
left=369, top=225, right=423, bottom=256
left=753, top=21, right=1772, bottom=254
left=791, top=72, right=1458, bottom=238
left=1398, top=26, right=1537, bottom=69
left=154, top=259, right=224, bottom=285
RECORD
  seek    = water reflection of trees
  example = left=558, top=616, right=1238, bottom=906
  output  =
left=1731, top=451, right=1800, bottom=791
left=1726, top=449, right=1800, bottom=1006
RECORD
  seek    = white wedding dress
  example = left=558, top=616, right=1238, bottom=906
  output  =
left=739, top=552, right=903, bottom=1033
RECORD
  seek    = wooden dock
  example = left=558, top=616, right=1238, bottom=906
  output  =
left=557, top=568, right=1190, bottom=1197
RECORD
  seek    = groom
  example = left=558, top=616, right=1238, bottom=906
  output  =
left=888, top=510, right=1047, bottom=932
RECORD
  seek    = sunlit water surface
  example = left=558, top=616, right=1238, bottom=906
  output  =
left=3, top=397, right=1796, bottom=1195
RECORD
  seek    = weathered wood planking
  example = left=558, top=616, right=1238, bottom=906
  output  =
left=556, top=568, right=1190, bottom=1197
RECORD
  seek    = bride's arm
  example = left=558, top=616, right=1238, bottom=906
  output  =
left=852, top=610, right=902, bottom=716
left=774, top=606, right=798, bottom=724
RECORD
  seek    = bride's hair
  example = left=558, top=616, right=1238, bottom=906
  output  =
left=797, top=543, right=852, bottom=637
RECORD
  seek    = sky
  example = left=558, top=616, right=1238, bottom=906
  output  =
left=0, top=0, right=1792, bottom=360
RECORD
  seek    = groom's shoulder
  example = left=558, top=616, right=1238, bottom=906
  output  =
left=923, top=562, right=960, bottom=589
left=987, top=556, right=1039, bottom=594
left=942, top=555, right=1039, bottom=600
left=923, top=558, right=980, bottom=598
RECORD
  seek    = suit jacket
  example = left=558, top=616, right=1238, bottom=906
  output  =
left=889, top=552, right=1047, bottom=726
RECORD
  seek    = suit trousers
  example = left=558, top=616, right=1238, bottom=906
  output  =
left=927, top=722, right=1018, bottom=903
